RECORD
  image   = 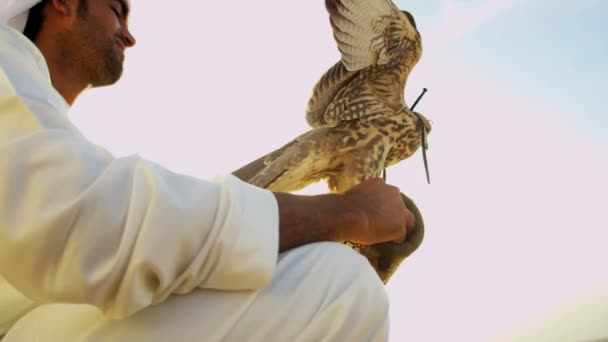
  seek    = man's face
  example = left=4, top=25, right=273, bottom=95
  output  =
left=64, top=0, right=136, bottom=87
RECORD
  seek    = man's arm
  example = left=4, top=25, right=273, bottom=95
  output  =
left=0, top=73, right=282, bottom=319
left=275, top=179, right=414, bottom=252
left=232, top=142, right=415, bottom=252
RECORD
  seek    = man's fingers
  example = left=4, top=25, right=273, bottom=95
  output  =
left=390, top=210, right=410, bottom=244
left=405, top=208, right=416, bottom=232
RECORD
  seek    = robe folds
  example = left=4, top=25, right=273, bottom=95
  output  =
left=0, top=24, right=279, bottom=334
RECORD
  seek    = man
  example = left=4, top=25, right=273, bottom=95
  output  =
left=0, top=0, right=416, bottom=340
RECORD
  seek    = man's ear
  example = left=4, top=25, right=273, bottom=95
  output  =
left=48, top=0, right=77, bottom=17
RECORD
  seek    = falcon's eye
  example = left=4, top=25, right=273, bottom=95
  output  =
left=402, top=11, right=417, bottom=29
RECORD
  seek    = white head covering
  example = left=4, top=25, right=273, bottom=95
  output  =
left=0, top=0, right=43, bottom=32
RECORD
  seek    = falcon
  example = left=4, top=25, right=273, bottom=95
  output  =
left=247, top=0, right=431, bottom=282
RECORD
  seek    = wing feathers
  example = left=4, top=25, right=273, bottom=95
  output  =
left=306, top=0, right=422, bottom=128
left=325, top=0, right=412, bottom=71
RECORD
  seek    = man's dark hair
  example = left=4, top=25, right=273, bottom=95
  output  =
left=23, top=0, right=89, bottom=42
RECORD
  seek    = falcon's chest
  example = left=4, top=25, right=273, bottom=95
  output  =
left=378, top=114, right=424, bottom=166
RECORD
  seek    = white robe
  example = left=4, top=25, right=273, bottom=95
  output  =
left=0, top=24, right=278, bottom=333
left=0, top=25, right=388, bottom=341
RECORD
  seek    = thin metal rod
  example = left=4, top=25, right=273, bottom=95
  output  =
left=383, top=88, right=430, bottom=183
left=410, top=88, right=429, bottom=184
left=410, top=88, right=427, bottom=111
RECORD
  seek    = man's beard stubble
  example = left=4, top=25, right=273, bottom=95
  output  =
left=69, top=15, right=124, bottom=87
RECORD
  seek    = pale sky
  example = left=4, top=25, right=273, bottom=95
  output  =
left=70, top=0, right=607, bottom=340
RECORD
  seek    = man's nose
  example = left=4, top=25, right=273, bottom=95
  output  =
left=121, top=26, right=137, bottom=48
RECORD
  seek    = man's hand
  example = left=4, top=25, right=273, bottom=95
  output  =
left=342, top=178, right=415, bottom=245
left=274, top=178, right=415, bottom=252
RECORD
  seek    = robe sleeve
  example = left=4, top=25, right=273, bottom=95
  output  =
left=0, top=64, right=279, bottom=319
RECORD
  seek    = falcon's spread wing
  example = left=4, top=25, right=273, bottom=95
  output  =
left=305, top=61, right=358, bottom=128
left=326, top=0, right=420, bottom=72
left=306, top=0, right=422, bottom=128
